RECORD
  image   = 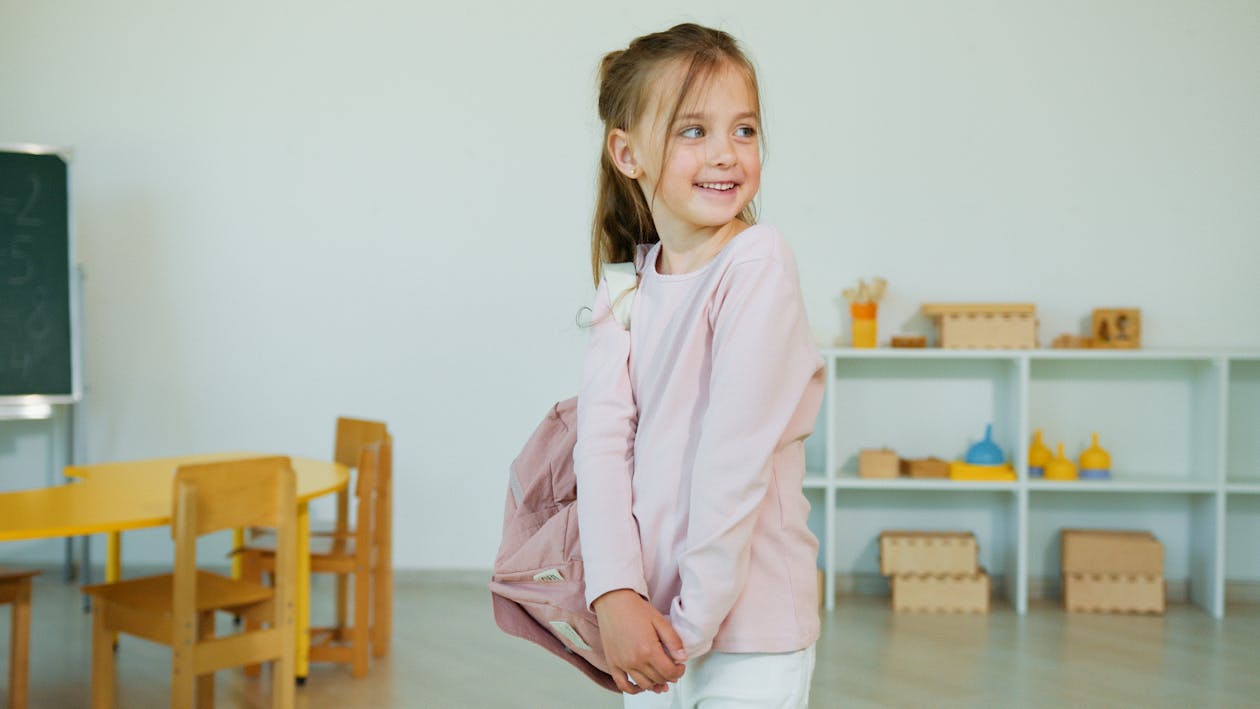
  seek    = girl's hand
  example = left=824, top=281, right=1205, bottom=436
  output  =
left=592, top=589, right=688, bottom=694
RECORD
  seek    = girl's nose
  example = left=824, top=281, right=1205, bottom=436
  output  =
left=707, top=135, right=736, bottom=167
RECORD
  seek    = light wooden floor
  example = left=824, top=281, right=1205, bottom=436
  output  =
left=1, top=570, right=1257, bottom=708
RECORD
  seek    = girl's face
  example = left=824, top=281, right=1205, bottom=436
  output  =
left=615, top=62, right=762, bottom=239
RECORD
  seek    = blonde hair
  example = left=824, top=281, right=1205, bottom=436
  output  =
left=589, top=23, right=763, bottom=287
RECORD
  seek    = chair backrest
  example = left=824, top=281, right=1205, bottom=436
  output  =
left=352, top=442, right=384, bottom=549
left=334, top=418, right=388, bottom=468
left=173, top=457, right=295, bottom=536
left=373, top=433, right=394, bottom=550
left=171, top=457, right=297, bottom=622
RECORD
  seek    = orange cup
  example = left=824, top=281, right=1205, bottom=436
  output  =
left=850, top=302, right=877, bottom=348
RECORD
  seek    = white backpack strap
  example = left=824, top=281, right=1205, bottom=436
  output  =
left=601, top=261, right=638, bottom=329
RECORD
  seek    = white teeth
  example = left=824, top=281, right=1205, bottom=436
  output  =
left=697, top=182, right=735, bottom=191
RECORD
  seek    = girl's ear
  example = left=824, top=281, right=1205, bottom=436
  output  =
left=607, top=129, right=641, bottom=179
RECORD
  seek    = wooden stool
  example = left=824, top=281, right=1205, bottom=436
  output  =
left=1, top=568, right=39, bottom=709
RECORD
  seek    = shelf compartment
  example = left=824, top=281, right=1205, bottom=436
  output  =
left=830, top=489, right=1018, bottom=582
left=1224, top=496, right=1260, bottom=591
left=1226, top=359, right=1260, bottom=484
left=1028, top=358, right=1223, bottom=486
left=829, top=357, right=1020, bottom=478
left=1027, top=491, right=1221, bottom=616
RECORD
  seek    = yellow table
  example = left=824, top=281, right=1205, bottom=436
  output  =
left=0, top=452, right=348, bottom=682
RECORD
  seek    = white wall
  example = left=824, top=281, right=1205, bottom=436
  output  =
left=2, top=1, right=1257, bottom=569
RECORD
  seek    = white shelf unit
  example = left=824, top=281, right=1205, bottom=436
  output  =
left=809, top=348, right=1260, bottom=618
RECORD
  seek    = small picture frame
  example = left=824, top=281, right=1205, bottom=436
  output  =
left=1092, top=308, right=1141, bottom=349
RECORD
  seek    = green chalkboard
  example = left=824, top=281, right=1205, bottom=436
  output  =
left=0, top=148, right=74, bottom=400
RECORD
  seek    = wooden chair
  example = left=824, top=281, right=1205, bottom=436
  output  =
left=239, top=438, right=387, bottom=678
left=1, top=567, right=39, bottom=709
left=326, top=417, right=392, bottom=658
left=83, top=457, right=297, bottom=709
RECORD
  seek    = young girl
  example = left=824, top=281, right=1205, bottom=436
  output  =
left=574, top=23, right=825, bottom=708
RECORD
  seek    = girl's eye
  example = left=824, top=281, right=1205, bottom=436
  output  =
left=735, top=125, right=757, bottom=138
left=680, top=126, right=704, bottom=139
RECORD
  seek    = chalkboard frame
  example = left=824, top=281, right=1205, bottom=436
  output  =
left=0, top=143, right=82, bottom=409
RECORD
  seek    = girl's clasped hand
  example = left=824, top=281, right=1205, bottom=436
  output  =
left=593, top=589, right=686, bottom=694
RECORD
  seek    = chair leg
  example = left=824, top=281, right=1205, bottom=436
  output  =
left=91, top=601, right=115, bottom=709
left=335, top=572, right=349, bottom=641
left=240, top=551, right=265, bottom=678
left=372, top=561, right=391, bottom=658
left=197, top=612, right=215, bottom=708
left=172, top=637, right=196, bottom=709
left=274, top=610, right=296, bottom=709
left=352, top=564, right=370, bottom=678
left=10, top=579, right=32, bottom=709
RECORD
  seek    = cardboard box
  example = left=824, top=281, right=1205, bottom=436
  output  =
left=899, top=457, right=950, bottom=478
left=921, top=303, right=1038, bottom=349
left=859, top=449, right=900, bottom=479
left=1063, top=573, right=1165, bottom=614
left=1061, top=529, right=1163, bottom=576
left=892, top=571, right=990, bottom=613
left=879, top=531, right=978, bottom=576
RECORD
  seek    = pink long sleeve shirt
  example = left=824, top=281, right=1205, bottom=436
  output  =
left=574, top=223, right=825, bottom=659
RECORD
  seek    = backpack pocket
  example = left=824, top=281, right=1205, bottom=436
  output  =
left=489, top=560, right=608, bottom=672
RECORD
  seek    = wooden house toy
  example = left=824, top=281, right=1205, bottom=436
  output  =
left=921, top=303, right=1038, bottom=349
left=1091, top=308, right=1142, bottom=349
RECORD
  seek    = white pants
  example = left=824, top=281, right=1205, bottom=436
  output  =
left=622, top=645, right=815, bottom=709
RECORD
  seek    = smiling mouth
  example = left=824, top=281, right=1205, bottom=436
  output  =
left=695, top=182, right=737, bottom=192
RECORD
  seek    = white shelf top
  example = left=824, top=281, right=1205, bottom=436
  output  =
left=819, top=347, right=1260, bottom=362
left=805, top=475, right=1016, bottom=492
left=1027, top=479, right=1217, bottom=494
left=825, top=347, right=1025, bottom=360
left=805, top=475, right=1228, bottom=494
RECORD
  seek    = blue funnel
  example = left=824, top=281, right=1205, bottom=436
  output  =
left=965, top=424, right=1005, bottom=465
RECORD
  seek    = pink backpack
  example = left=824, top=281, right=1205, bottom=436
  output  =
left=488, top=397, right=618, bottom=692
left=489, top=263, right=637, bottom=693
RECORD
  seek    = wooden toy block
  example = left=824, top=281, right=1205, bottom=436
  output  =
left=891, top=571, right=990, bottom=613
left=879, top=531, right=979, bottom=576
left=891, top=335, right=927, bottom=348
left=899, top=457, right=950, bottom=478
left=1063, top=573, right=1165, bottom=614
left=921, top=303, right=1038, bottom=349
left=859, top=448, right=900, bottom=479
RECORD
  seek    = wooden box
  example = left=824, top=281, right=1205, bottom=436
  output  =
left=892, top=571, right=990, bottom=613
left=1063, top=573, right=1165, bottom=614
left=1061, top=529, right=1163, bottom=576
left=859, top=449, right=899, bottom=479
left=879, top=531, right=978, bottom=576
left=899, top=457, right=950, bottom=478
left=921, top=303, right=1038, bottom=349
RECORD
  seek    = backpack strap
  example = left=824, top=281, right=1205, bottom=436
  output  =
left=601, top=261, right=638, bottom=329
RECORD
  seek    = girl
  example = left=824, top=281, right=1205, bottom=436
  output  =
left=574, top=23, right=825, bottom=708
